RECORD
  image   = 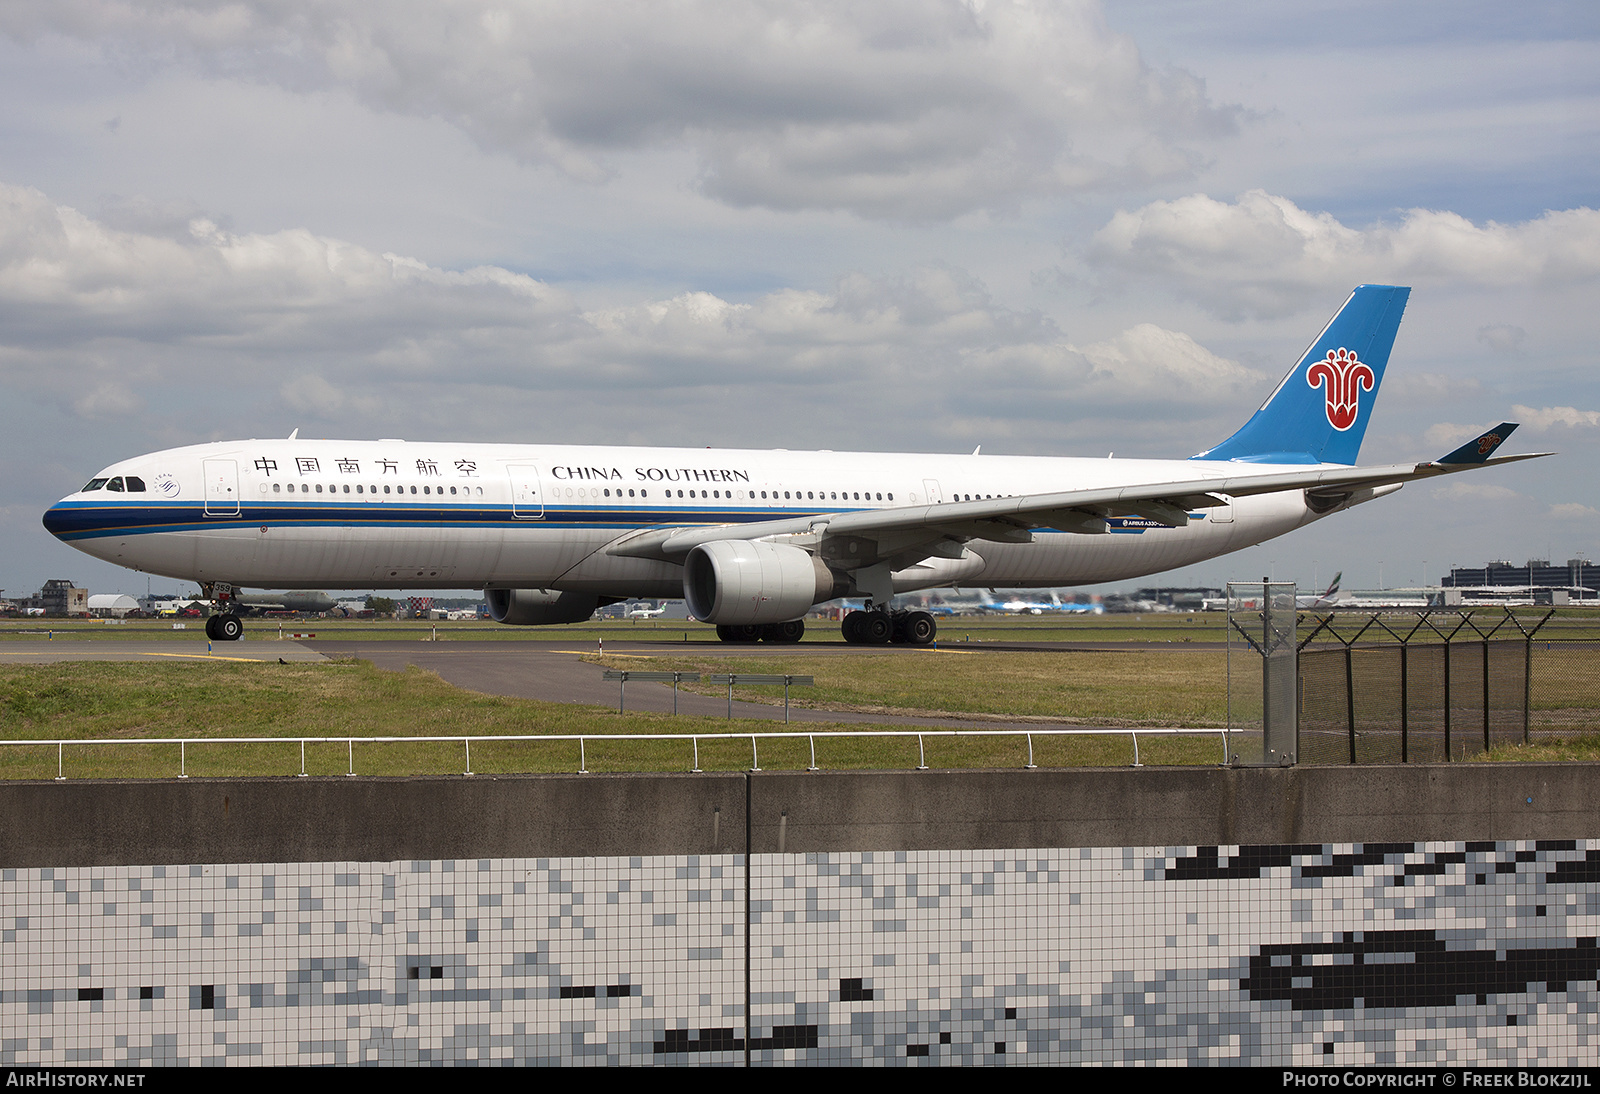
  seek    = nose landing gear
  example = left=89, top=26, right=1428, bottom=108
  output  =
left=200, top=581, right=245, bottom=641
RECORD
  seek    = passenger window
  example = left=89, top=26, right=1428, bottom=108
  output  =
left=384, top=486, right=391, bottom=494
left=273, top=483, right=281, bottom=493
left=451, top=487, right=458, bottom=495
left=316, top=484, right=324, bottom=493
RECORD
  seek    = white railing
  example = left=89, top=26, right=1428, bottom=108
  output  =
left=6, top=728, right=1229, bottom=780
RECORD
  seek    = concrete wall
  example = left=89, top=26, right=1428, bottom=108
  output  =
left=5, top=763, right=1596, bottom=868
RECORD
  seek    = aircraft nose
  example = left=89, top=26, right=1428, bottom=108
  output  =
left=42, top=499, right=76, bottom=540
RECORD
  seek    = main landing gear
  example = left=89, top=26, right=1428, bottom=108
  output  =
left=200, top=581, right=245, bottom=642
left=715, top=620, right=806, bottom=643
left=841, top=609, right=937, bottom=646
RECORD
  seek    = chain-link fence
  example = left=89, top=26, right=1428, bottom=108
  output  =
left=1295, top=609, right=1561, bottom=764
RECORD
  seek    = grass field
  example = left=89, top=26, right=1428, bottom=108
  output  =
left=2, top=609, right=1595, bottom=778
left=586, top=648, right=1229, bottom=725
left=0, top=658, right=1225, bottom=779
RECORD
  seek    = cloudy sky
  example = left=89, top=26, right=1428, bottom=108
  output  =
left=4, top=0, right=1597, bottom=599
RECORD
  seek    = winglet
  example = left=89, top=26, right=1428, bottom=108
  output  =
left=1436, top=422, right=1517, bottom=465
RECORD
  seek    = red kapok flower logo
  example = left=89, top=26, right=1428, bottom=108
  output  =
left=1306, top=348, right=1375, bottom=431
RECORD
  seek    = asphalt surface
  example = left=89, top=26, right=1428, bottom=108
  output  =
left=0, top=639, right=329, bottom=664
left=305, top=638, right=1207, bottom=735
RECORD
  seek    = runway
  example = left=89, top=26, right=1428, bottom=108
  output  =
left=0, top=639, right=329, bottom=664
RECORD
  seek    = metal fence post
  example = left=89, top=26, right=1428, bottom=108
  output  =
left=1344, top=646, right=1356, bottom=764
left=1482, top=640, right=1491, bottom=755
left=1399, top=642, right=1409, bottom=764
left=1443, top=639, right=1453, bottom=761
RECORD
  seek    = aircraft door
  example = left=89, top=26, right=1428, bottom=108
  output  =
left=203, top=459, right=240, bottom=517
left=923, top=479, right=944, bottom=505
left=507, top=464, right=545, bottom=519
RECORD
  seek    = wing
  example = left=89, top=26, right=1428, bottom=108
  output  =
left=606, top=448, right=1548, bottom=573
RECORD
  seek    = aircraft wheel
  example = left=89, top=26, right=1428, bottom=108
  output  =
left=840, top=610, right=868, bottom=644
left=204, top=616, right=219, bottom=640
left=902, top=611, right=937, bottom=646
left=716, top=624, right=763, bottom=643
left=862, top=612, right=894, bottom=645
left=764, top=620, right=805, bottom=643
left=216, top=614, right=244, bottom=642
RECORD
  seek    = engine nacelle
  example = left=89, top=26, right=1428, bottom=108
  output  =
left=484, top=588, right=603, bottom=626
left=683, top=540, right=835, bottom=625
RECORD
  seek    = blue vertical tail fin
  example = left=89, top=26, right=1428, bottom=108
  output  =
left=1193, top=285, right=1410, bottom=465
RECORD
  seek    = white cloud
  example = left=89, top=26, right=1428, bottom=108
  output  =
left=0, top=182, right=1265, bottom=455
left=0, top=0, right=1236, bottom=219
left=1510, top=405, right=1600, bottom=430
left=1548, top=503, right=1599, bottom=521
left=1089, top=190, right=1600, bottom=318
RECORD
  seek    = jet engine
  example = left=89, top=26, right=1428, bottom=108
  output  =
left=485, top=588, right=606, bottom=626
left=683, top=540, right=836, bottom=625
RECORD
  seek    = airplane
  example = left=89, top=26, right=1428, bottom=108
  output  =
left=1201, top=573, right=1342, bottom=613
left=42, top=285, right=1546, bottom=645
left=1297, top=572, right=1343, bottom=610
left=622, top=601, right=671, bottom=619
left=979, top=590, right=1103, bottom=615
left=233, top=589, right=340, bottom=616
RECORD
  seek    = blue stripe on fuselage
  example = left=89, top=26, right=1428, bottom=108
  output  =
left=42, top=499, right=855, bottom=541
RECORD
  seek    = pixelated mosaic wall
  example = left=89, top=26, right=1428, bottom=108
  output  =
left=3, top=841, right=1597, bottom=1065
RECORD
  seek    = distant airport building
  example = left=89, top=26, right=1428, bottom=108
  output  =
left=1442, top=559, right=1596, bottom=605
left=16, top=579, right=89, bottom=616
left=87, top=594, right=141, bottom=617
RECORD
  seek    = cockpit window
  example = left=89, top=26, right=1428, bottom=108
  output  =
left=81, top=478, right=108, bottom=492
left=124, top=476, right=146, bottom=492
left=106, top=477, right=125, bottom=492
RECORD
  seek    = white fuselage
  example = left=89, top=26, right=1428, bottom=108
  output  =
left=46, top=438, right=1352, bottom=596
